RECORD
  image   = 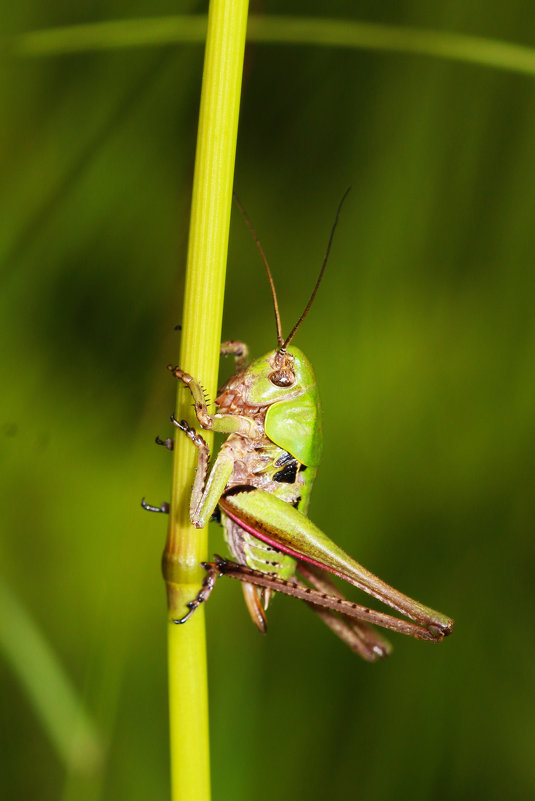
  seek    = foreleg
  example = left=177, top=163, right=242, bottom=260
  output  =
left=220, top=340, right=249, bottom=372
left=171, top=416, right=234, bottom=528
left=168, top=365, right=259, bottom=438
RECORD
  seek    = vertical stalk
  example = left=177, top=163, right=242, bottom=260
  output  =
left=162, top=1, right=249, bottom=800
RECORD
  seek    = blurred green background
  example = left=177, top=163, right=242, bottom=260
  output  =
left=2, top=2, right=535, bottom=800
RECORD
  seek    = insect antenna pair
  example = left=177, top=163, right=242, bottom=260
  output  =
left=233, top=187, right=350, bottom=350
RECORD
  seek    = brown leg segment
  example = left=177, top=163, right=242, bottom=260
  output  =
left=170, top=416, right=210, bottom=522
left=297, top=562, right=391, bottom=661
left=220, top=340, right=249, bottom=372
left=172, top=562, right=220, bottom=624
left=168, top=366, right=214, bottom=429
left=210, top=557, right=448, bottom=642
left=168, top=365, right=259, bottom=438
left=241, top=582, right=268, bottom=633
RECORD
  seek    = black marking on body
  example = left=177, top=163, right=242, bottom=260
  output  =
left=273, top=450, right=308, bottom=484
left=274, top=459, right=298, bottom=484
left=223, top=484, right=256, bottom=497
left=274, top=451, right=295, bottom=468
left=291, top=498, right=301, bottom=509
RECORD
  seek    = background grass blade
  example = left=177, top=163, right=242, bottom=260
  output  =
left=0, top=582, right=103, bottom=774
left=7, top=15, right=535, bottom=78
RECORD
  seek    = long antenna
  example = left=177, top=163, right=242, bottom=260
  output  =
left=233, top=192, right=284, bottom=348
left=282, top=187, right=351, bottom=350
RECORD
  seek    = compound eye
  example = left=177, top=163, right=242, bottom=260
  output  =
left=269, top=369, right=295, bottom=387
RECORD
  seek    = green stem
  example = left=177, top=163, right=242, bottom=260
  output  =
left=161, top=2, right=249, bottom=800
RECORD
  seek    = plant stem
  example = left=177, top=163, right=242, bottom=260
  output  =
left=162, top=1, right=249, bottom=800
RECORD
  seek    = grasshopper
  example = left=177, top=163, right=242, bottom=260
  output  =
left=144, top=192, right=454, bottom=661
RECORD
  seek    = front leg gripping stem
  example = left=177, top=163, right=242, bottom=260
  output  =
left=167, top=365, right=213, bottom=429
left=168, top=363, right=259, bottom=439
left=170, top=414, right=209, bottom=452
left=170, top=415, right=210, bottom=524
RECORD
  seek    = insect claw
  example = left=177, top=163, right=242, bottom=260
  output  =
left=167, top=364, right=186, bottom=381
left=155, top=435, right=174, bottom=450
left=428, top=622, right=452, bottom=640
left=170, top=414, right=190, bottom=432
left=172, top=600, right=205, bottom=624
left=372, top=643, right=392, bottom=659
left=141, top=498, right=170, bottom=513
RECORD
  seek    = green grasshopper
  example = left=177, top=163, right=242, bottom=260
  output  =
left=144, top=192, right=454, bottom=661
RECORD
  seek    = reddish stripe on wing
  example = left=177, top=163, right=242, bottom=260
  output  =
left=222, top=505, right=351, bottom=585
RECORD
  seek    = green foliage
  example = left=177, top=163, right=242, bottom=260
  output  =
left=2, top=3, right=535, bottom=801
